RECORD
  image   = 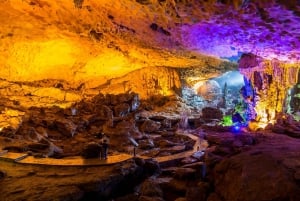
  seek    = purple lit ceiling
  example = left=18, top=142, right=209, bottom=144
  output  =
left=180, top=2, right=300, bottom=62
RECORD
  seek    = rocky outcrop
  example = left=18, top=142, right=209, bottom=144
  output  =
left=270, top=113, right=300, bottom=138
left=0, top=108, right=24, bottom=138
left=204, top=132, right=300, bottom=201
left=0, top=92, right=199, bottom=159
left=140, top=119, right=161, bottom=133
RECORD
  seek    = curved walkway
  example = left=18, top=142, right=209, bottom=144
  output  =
left=0, top=132, right=204, bottom=166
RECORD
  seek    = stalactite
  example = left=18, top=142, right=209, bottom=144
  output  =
left=74, top=0, right=84, bottom=8
left=239, top=54, right=299, bottom=127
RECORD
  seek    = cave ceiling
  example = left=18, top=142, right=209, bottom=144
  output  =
left=0, top=0, right=299, bottom=87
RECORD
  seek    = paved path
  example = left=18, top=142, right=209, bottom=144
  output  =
left=0, top=151, right=133, bottom=166
left=0, top=131, right=204, bottom=166
left=155, top=133, right=204, bottom=163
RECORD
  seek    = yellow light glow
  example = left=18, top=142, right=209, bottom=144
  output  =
left=6, top=39, right=80, bottom=81
left=192, top=81, right=205, bottom=93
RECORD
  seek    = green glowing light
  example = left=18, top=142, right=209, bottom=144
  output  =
left=220, top=115, right=233, bottom=126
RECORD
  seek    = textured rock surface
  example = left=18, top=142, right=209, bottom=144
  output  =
left=0, top=1, right=300, bottom=201
left=0, top=92, right=198, bottom=158
left=239, top=54, right=299, bottom=127
left=0, top=0, right=236, bottom=87
left=0, top=0, right=299, bottom=90
left=0, top=158, right=146, bottom=201
left=205, top=132, right=300, bottom=201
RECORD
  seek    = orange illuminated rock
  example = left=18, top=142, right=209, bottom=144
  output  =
left=239, top=54, right=299, bottom=127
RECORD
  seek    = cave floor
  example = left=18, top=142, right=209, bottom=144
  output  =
left=0, top=132, right=203, bottom=166
left=1, top=129, right=300, bottom=201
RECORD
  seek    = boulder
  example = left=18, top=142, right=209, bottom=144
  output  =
left=0, top=170, right=6, bottom=180
left=91, top=93, right=106, bottom=105
left=27, top=142, right=50, bottom=152
left=144, top=159, right=161, bottom=176
left=156, top=139, right=177, bottom=148
left=149, top=116, right=166, bottom=121
left=140, top=178, right=163, bottom=197
left=160, top=145, right=186, bottom=154
left=22, top=127, right=43, bottom=142
left=111, top=120, right=143, bottom=140
left=96, top=105, right=113, bottom=120
left=212, top=134, right=300, bottom=201
left=201, top=107, right=223, bottom=120
left=54, top=118, right=77, bottom=137
left=105, top=94, right=119, bottom=106
left=114, top=103, right=130, bottom=117
left=174, top=168, right=197, bottom=180
left=35, top=126, right=48, bottom=137
left=117, top=93, right=133, bottom=103
left=47, top=142, right=64, bottom=158
left=81, top=142, right=102, bottom=159
left=0, top=126, right=19, bottom=138
left=140, top=120, right=161, bottom=133
left=0, top=109, right=24, bottom=137
left=77, top=101, right=95, bottom=114
left=186, top=182, right=210, bottom=201
left=160, top=178, right=187, bottom=196
left=138, top=139, right=155, bottom=150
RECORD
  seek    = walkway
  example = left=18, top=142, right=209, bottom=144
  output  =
left=0, top=132, right=204, bottom=166
left=0, top=151, right=132, bottom=166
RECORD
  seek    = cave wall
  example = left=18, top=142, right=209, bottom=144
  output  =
left=1, top=0, right=227, bottom=88
left=239, top=54, right=299, bottom=124
left=2, top=0, right=299, bottom=86
left=0, top=0, right=299, bottom=109
left=94, top=66, right=181, bottom=99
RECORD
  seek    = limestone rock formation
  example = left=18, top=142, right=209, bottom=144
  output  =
left=239, top=54, right=299, bottom=128
left=212, top=134, right=300, bottom=201
left=196, top=130, right=300, bottom=201
left=0, top=1, right=300, bottom=201
left=0, top=0, right=298, bottom=95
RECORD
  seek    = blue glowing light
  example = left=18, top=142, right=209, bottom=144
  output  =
left=231, top=125, right=247, bottom=134
left=233, top=125, right=240, bottom=132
